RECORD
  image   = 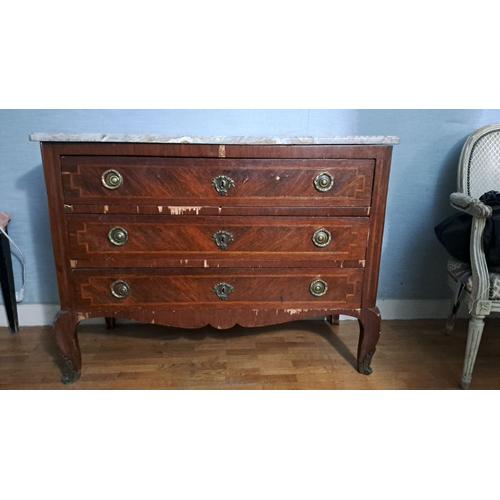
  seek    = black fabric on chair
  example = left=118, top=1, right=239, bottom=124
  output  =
left=435, top=191, right=500, bottom=267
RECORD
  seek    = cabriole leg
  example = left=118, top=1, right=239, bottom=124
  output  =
left=357, top=307, right=381, bottom=375
left=54, top=310, right=81, bottom=384
left=461, top=315, right=486, bottom=389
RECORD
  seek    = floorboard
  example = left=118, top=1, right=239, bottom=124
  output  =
left=0, top=319, right=499, bottom=389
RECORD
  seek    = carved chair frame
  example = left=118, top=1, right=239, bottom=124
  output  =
left=448, top=124, right=500, bottom=388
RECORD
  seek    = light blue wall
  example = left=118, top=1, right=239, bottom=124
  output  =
left=1, top=109, right=499, bottom=305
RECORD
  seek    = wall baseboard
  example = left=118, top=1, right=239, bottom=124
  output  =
left=0, top=300, right=461, bottom=327
left=0, top=304, right=60, bottom=327
left=375, top=299, right=455, bottom=320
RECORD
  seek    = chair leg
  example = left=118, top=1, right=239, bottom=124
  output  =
left=446, top=282, right=465, bottom=334
left=461, top=315, right=486, bottom=389
left=0, top=231, right=19, bottom=333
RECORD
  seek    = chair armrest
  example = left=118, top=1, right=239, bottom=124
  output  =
left=450, top=192, right=492, bottom=218
left=469, top=215, right=492, bottom=313
left=449, top=194, right=492, bottom=311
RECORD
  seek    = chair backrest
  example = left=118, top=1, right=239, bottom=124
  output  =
left=458, top=124, right=500, bottom=198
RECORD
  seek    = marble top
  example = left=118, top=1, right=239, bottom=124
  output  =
left=29, top=133, right=399, bottom=145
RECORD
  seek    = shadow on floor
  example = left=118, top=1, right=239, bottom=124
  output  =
left=73, top=318, right=358, bottom=369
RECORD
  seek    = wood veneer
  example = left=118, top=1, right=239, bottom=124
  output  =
left=65, top=215, right=369, bottom=266
left=61, top=157, right=375, bottom=207
left=40, top=141, right=393, bottom=383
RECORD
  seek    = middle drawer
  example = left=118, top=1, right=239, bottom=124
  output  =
left=66, top=215, right=369, bottom=268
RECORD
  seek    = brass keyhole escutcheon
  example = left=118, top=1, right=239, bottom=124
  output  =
left=213, top=282, right=234, bottom=300
left=312, top=228, right=332, bottom=248
left=213, top=230, right=234, bottom=250
left=102, top=169, right=123, bottom=190
left=309, top=279, right=328, bottom=297
left=212, top=175, right=235, bottom=196
left=314, top=172, right=334, bottom=192
left=108, top=227, right=128, bottom=246
left=110, top=280, right=130, bottom=299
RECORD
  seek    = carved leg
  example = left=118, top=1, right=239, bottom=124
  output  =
left=446, top=282, right=465, bottom=334
left=357, top=307, right=381, bottom=375
left=105, top=317, right=116, bottom=329
left=461, top=315, right=486, bottom=389
left=54, top=310, right=81, bottom=384
left=326, top=314, right=340, bottom=325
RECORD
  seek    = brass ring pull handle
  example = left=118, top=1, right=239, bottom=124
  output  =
left=102, top=169, right=123, bottom=190
left=212, top=175, right=235, bottom=196
left=111, top=280, right=130, bottom=299
left=309, top=279, right=328, bottom=297
left=213, top=230, right=234, bottom=250
left=108, top=227, right=128, bottom=246
left=314, top=172, right=334, bottom=192
left=312, top=228, right=332, bottom=248
left=213, top=282, right=234, bottom=300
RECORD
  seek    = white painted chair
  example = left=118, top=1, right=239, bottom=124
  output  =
left=446, top=124, right=500, bottom=389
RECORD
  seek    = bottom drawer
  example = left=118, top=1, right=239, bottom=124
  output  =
left=73, top=268, right=363, bottom=308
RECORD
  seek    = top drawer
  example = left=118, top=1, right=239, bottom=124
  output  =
left=61, top=156, right=375, bottom=207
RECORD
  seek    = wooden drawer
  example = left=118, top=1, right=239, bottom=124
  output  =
left=61, top=156, right=375, bottom=207
left=65, top=215, right=369, bottom=267
left=73, top=268, right=364, bottom=308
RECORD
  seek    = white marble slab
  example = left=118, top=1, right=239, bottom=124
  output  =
left=29, top=133, right=399, bottom=145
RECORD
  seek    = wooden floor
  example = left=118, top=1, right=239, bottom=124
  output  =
left=0, top=318, right=499, bottom=389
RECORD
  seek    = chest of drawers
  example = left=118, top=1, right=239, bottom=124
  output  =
left=32, top=134, right=397, bottom=384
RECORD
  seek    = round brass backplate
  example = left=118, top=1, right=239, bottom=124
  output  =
left=108, top=227, right=128, bottom=246
left=309, top=279, right=328, bottom=297
left=313, top=172, right=334, bottom=192
left=102, top=169, right=123, bottom=190
left=110, top=280, right=130, bottom=299
left=312, top=228, right=332, bottom=248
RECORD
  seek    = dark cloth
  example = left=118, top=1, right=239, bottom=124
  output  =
left=435, top=191, right=500, bottom=267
